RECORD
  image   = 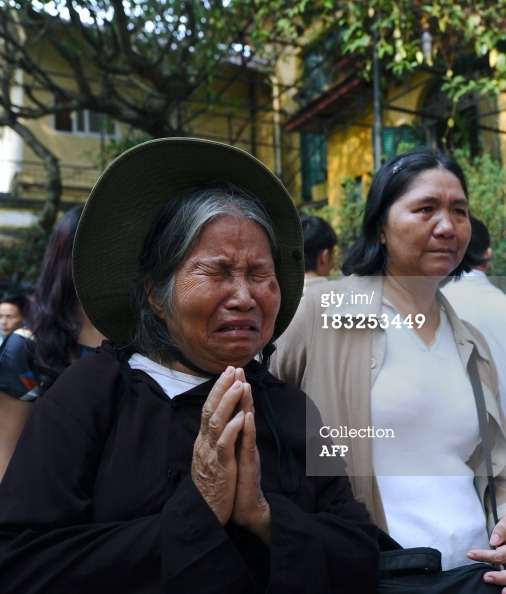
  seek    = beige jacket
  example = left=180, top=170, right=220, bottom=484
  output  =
left=272, top=275, right=506, bottom=533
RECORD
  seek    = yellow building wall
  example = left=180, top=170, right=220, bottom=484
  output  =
left=327, top=72, right=433, bottom=208
left=327, top=124, right=373, bottom=208
left=17, top=37, right=108, bottom=167
left=9, top=37, right=300, bottom=208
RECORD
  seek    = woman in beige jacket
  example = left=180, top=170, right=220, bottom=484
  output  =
left=272, top=147, right=506, bottom=589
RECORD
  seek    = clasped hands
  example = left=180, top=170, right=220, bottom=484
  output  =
left=192, top=366, right=271, bottom=546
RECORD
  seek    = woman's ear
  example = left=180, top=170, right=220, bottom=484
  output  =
left=318, top=248, right=330, bottom=266
left=317, top=248, right=332, bottom=276
left=378, top=223, right=386, bottom=245
left=145, top=281, right=166, bottom=320
left=147, top=294, right=166, bottom=320
left=483, top=247, right=493, bottom=271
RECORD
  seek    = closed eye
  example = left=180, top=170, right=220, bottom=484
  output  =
left=249, top=269, right=276, bottom=280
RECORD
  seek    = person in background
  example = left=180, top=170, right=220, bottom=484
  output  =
left=300, top=214, right=339, bottom=294
left=0, top=138, right=379, bottom=593
left=0, top=291, right=27, bottom=346
left=442, top=216, right=506, bottom=413
left=272, top=147, right=506, bottom=589
left=0, top=205, right=106, bottom=480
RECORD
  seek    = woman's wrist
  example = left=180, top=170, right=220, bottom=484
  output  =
left=245, top=501, right=271, bottom=547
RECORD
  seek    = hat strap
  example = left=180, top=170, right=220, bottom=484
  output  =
left=167, top=345, right=218, bottom=378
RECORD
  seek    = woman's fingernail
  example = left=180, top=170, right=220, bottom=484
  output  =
left=224, top=366, right=234, bottom=376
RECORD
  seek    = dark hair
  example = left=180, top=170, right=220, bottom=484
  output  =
left=342, top=147, right=481, bottom=276
left=0, top=291, right=29, bottom=317
left=468, top=216, right=491, bottom=258
left=300, top=214, right=338, bottom=272
left=27, top=205, right=84, bottom=393
left=131, top=182, right=279, bottom=360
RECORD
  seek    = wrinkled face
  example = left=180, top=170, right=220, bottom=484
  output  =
left=380, top=168, right=471, bottom=278
left=150, top=215, right=281, bottom=375
left=0, top=303, right=23, bottom=337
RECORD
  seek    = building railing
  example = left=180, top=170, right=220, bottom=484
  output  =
left=2, top=159, right=102, bottom=203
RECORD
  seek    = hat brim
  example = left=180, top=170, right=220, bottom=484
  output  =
left=73, top=138, right=304, bottom=345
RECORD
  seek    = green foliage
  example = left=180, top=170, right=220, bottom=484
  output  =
left=102, top=129, right=154, bottom=163
left=454, top=149, right=506, bottom=277
left=0, top=224, right=49, bottom=285
left=490, top=239, right=506, bottom=285
left=333, top=177, right=366, bottom=253
left=279, top=0, right=506, bottom=103
left=303, top=177, right=365, bottom=267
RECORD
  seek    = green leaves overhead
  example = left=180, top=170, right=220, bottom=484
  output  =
left=269, top=0, right=506, bottom=102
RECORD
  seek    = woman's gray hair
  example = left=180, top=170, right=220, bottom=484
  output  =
left=131, top=181, right=280, bottom=357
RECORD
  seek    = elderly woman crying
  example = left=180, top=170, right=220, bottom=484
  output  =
left=0, top=138, right=379, bottom=594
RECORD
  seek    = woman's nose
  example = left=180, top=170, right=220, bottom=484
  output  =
left=434, top=212, right=457, bottom=237
left=226, top=277, right=255, bottom=310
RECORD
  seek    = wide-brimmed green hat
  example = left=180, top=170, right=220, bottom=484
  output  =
left=73, top=137, right=304, bottom=345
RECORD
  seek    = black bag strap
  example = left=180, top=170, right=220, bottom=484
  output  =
left=468, top=349, right=499, bottom=525
left=378, top=528, right=403, bottom=551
